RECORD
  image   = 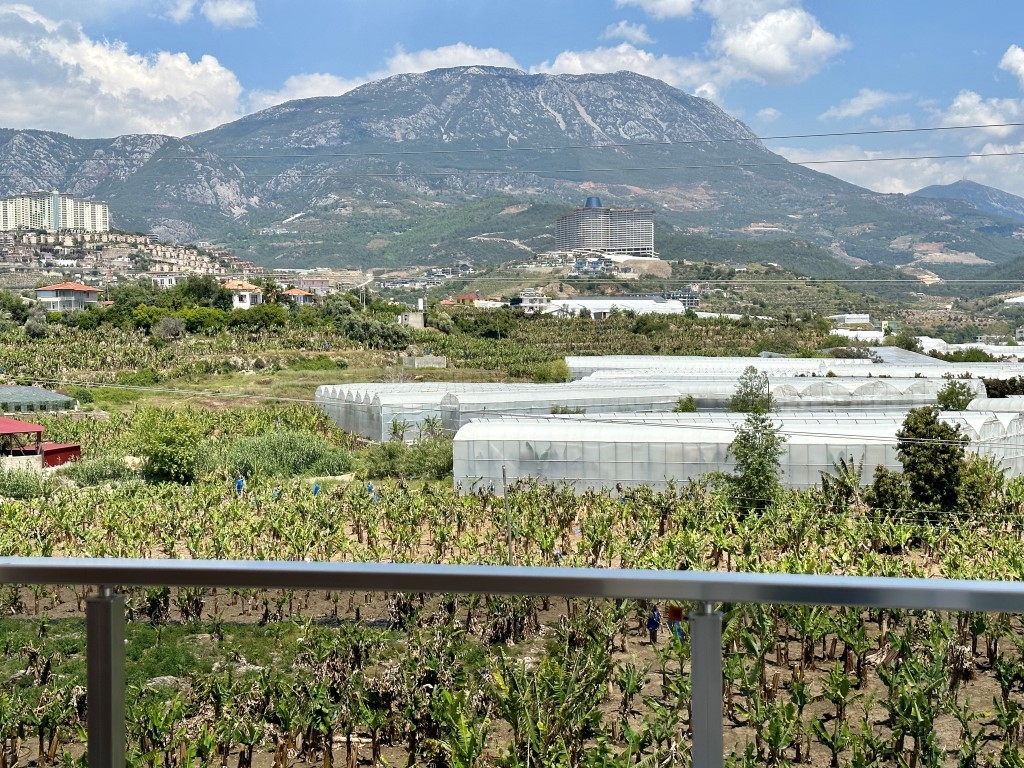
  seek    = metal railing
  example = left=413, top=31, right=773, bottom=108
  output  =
left=3, top=558, right=1024, bottom=768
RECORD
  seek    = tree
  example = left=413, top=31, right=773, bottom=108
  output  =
left=896, top=406, right=967, bottom=512
left=673, top=395, right=697, bottom=413
left=729, top=411, right=786, bottom=512
left=729, top=365, right=775, bottom=413
left=131, top=408, right=203, bottom=483
left=23, top=304, right=48, bottom=338
left=937, top=377, right=975, bottom=411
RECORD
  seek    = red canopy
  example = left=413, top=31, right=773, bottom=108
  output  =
left=0, top=417, right=44, bottom=435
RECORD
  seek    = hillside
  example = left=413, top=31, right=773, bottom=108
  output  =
left=913, top=179, right=1024, bottom=222
left=2, top=67, right=1024, bottom=282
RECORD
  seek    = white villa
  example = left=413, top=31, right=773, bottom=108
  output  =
left=35, top=282, right=101, bottom=312
left=223, top=279, right=263, bottom=310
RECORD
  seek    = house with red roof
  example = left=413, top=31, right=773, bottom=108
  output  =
left=35, top=282, right=101, bottom=312
left=281, top=287, right=317, bottom=306
left=222, top=279, right=264, bottom=310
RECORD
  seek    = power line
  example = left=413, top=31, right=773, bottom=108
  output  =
left=148, top=121, right=1024, bottom=160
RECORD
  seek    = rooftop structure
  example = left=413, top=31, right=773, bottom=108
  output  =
left=555, top=197, right=655, bottom=258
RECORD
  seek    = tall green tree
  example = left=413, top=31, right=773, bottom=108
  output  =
left=896, top=406, right=967, bottom=512
left=729, top=411, right=786, bottom=512
left=729, top=366, right=775, bottom=414
left=937, top=377, right=976, bottom=411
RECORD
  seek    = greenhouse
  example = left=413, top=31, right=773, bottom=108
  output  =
left=318, top=371, right=986, bottom=439
left=453, top=411, right=1024, bottom=494
left=567, top=353, right=1024, bottom=381
left=0, top=386, right=76, bottom=414
left=439, top=386, right=686, bottom=433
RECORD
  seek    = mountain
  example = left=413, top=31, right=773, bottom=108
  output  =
left=912, top=179, right=1024, bottom=222
left=3, top=66, right=1024, bottom=279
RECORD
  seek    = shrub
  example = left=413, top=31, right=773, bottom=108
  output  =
left=58, top=456, right=137, bottom=485
left=533, top=359, right=570, bottom=383
left=0, top=468, right=47, bottom=499
left=68, top=386, right=94, bottom=404
left=131, top=408, right=203, bottom=483
left=209, top=430, right=351, bottom=480
left=286, top=355, right=349, bottom=371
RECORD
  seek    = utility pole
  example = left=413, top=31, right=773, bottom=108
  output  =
left=502, top=465, right=513, bottom=565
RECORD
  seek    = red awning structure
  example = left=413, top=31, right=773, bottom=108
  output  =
left=0, top=417, right=44, bottom=435
left=0, top=416, right=44, bottom=457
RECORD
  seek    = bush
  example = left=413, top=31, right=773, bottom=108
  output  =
left=286, top=355, right=349, bottom=371
left=533, top=359, right=570, bottom=383
left=131, top=408, right=203, bottom=483
left=209, top=430, right=351, bottom=480
left=0, top=468, right=47, bottom=499
left=118, top=368, right=161, bottom=387
left=358, top=438, right=454, bottom=480
left=68, top=386, right=94, bottom=404
left=58, top=456, right=137, bottom=485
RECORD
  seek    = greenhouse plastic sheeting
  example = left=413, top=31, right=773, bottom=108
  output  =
left=566, top=353, right=1024, bottom=381
left=453, top=412, right=1024, bottom=494
left=0, top=386, right=75, bottom=414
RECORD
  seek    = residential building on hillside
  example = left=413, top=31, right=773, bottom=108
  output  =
left=35, top=282, right=101, bottom=312
left=510, top=289, right=551, bottom=314
left=281, top=287, right=317, bottom=306
left=223, top=279, right=263, bottom=310
left=555, top=197, right=654, bottom=258
left=0, top=192, right=109, bottom=233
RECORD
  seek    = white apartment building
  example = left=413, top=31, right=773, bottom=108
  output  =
left=555, top=197, right=654, bottom=258
left=0, top=192, right=109, bottom=233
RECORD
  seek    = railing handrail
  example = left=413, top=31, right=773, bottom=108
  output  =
left=1, top=557, right=1022, bottom=613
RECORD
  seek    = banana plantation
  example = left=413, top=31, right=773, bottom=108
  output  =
left=0, top=400, right=1023, bottom=767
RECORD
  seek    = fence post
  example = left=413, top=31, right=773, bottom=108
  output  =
left=690, top=601, right=723, bottom=768
left=87, top=585, right=125, bottom=768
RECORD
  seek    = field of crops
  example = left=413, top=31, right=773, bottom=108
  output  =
left=2, top=399, right=1024, bottom=767
left=0, top=298, right=1011, bottom=767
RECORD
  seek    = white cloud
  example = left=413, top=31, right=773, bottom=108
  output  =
left=383, top=43, right=520, bottom=74
left=756, top=107, right=781, bottom=122
left=200, top=0, right=257, bottom=28
left=820, top=88, right=907, bottom=120
left=0, top=5, right=242, bottom=136
left=615, top=0, right=698, bottom=19
left=163, top=0, right=196, bottom=23
left=1000, top=44, right=1024, bottom=89
left=773, top=141, right=1024, bottom=198
left=712, top=7, right=848, bottom=85
left=247, top=43, right=521, bottom=112
left=601, top=20, right=653, bottom=45
left=248, top=72, right=365, bottom=112
left=539, top=1, right=846, bottom=103
left=941, top=90, right=1024, bottom=143
left=535, top=43, right=714, bottom=94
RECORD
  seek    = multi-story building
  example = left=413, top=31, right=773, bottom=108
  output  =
left=555, top=197, right=654, bottom=258
left=35, top=282, right=102, bottom=312
left=0, top=192, right=109, bottom=233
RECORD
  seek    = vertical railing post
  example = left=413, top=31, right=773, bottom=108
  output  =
left=87, top=585, right=125, bottom=768
left=690, top=601, right=723, bottom=768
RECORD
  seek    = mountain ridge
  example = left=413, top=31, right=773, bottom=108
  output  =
left=1, top=66, right=1023, bottom=277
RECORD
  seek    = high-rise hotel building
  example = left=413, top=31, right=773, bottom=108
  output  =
left=555, top=197, right=654, bottom=257
left=0, top=191, right=110, bottom=233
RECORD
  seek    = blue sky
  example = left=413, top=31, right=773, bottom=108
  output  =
left=6, top=0, right=1024, bottom=195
